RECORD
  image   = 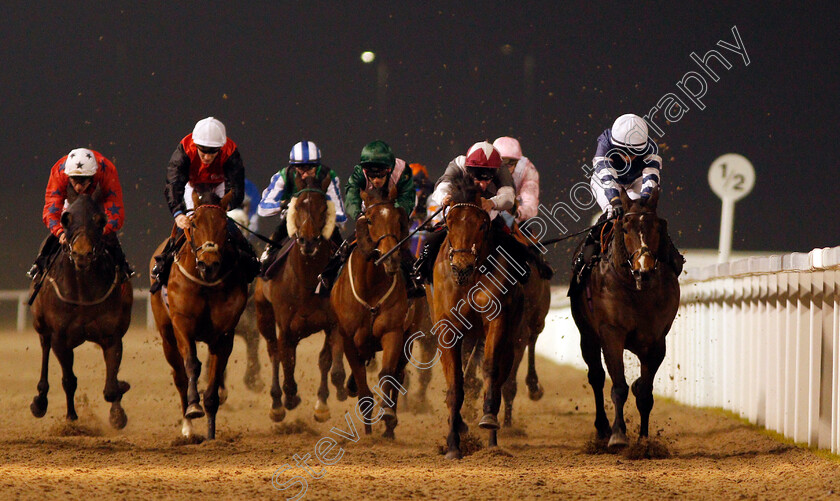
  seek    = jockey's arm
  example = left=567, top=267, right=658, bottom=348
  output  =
left=592, top=132, right=621, bottom=210
left=99, top=157, right=125, bottom=234
left=344, top=165, right=366, bottom=221
left=222, top=149, right=245, bottom=210
left=326, top=170, right=348, bottom=227
left=490, top=163, right=516, bottom=212
left=164, top=144, right=190, bottom=218
left=515, top=160, right=539, bottom=221
left=427, top=158, right=463, bottom=223
left=640, top=153, right=662, bottom=198
left=257, top=169, right=288, bottom=218
left=43, top=159, right=68, bottom=237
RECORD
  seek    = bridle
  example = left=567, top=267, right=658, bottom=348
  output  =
left=290, top=187, right=328, bottom=244
left=183, top=204, right=225, bottom=261
left=444, top=202, right=490, bottom=264
left=618, top=211, right=659, bottom=275
left=363, top=200, right=401, bottom=251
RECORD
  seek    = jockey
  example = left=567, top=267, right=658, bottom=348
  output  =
left=256, top=140, right=347, bottom=275
left=150, top=117, right=260, bottom=293
left=315, top=140, right=424, bottom=297
left=28, top=148, right=133, bottom=281
left=571, top=113, right=684, bottom=284
left=413, top=141, right=553, bottom=283
left=408, top=163, right=434, bottom=257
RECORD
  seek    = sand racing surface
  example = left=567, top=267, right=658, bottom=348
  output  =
left=0, top=325, right=838, bottom=500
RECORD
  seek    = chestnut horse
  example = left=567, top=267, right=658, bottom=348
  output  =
left=30, top=184, right=133, bottom=428
left=331, top=185, right=409, bottom=438
left=432, top=181, right=524, bottom=459
left=570, top=188, right=680, bottom=447
left=149, top=190, right=249, bottom=439
left=254, top=172, right=346, bottom=424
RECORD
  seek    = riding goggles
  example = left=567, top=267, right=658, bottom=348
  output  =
left=468, top=167, right=496, bottom=181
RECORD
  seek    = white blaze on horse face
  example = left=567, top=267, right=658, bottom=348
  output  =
left=637, top=216, right=654, bottom=272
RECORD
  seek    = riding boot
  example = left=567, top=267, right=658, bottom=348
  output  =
left=411, top=227, right=448, bottom=284
left=400, top=248, right=426, bottom=298
left=571, top=224, right=603, bottom=287
left=315, top=242, right=350, bottom=297
left=28, top=233, right=60, bottom=280
left=260, top=221, right=288, bottom=277
left=150, top=236, right=177, bottom=294
left=103, top=233, right=134, bottom=281
left=659, top=222, right=685, bottom=276
left=228, top=219, right=260, bottom=283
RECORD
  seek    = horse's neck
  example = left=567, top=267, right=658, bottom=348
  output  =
left=287, top=241, right=329, bottom=290
left=607, top=225, right=628, bottom=270
left=52, top=251, right=115, bottom=300
left=349, top=249, right=393, bottom=295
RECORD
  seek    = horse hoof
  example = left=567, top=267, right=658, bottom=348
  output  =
left=218, top=387, right=228, bottom=406
left=335, top=387, right=348, bottom=402
left=313, top=408, right=330, bottom=423
left=118, top=381, right=131, bottom=394
left=110, top=406, right=128, bottom=429
left=478, top=414, right=500, bottom=430
left=30, top=397, right=48, bottom=418
left=245, top=377, right=265, bottom=393
left=185, top=403, right=205, bottom=419
left=382, top=429, right=395, bottom=440
left=528, top=384, right=544, bottom=401
left=284, top=394, right=301, bottom=411
left=382, top=408, right=398, bottom=429
left=66, top=413, right=79, bottom=422
left=445, top=450, right=462, bottom=460
left=608, top=431, right=629, bottom=449
left=270, top=407, right=286, bottom=422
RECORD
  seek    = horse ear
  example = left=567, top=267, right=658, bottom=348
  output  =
left=388, top=184, right=398, bottom=201
left=66, top=183, right=78, bottom=204
left=619, top=187, right=632, bottom=209
left=646, top=188, right=660, bottom=210
left=361, top=189, right=370, bottom=207
left=221, top=190, right=235, bottom=211
left=320, top=172, right=332, bottom=194
left=192, top=190, right=201, bottom=209
left=91, top=183, right=103, bottom=204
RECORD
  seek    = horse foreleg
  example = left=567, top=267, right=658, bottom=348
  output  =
left=480, top=320, right=514, bottom=447
left=30, top=331, right=51, bottom=418
left=256, top=300, right=284, bottom=422
left=440, top=340, right=465, bottom=459
left=633, top=342, right=666, bottom=439
left=329, top=327, right=348, bottom=401
left=204, top=333, right=234, bottom=440
left=414, top=331, right=436, bottom=408
left=51, top=341, right=77, bottom=421
left=314, top=333, right=332, bottom=423
left=342, top=334, right=373, bottom=435
left=525, top=335, right=544, bottom=400
left=460, top=336, right=482, bottom=421
left=102, top=339, right=130, bottom=429
left=171, top=319, right=203, bottom=420
left=242, top=323, right=264, bottom=392
left=160, top=326, right=191, bottom=434
left=579, top=330, right=610, bottom=440
left=377, top=330, right=407, bottom=439
left=279, top=335, right=301, bottom=411
left=502, top=338, right=527, bottom=428
left=601, top=326, right=629, bottom=448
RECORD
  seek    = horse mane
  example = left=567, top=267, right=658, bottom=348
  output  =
left=448, top=172, right=481, bottom=205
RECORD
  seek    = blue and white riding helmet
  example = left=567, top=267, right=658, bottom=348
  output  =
left=289, top=141, right=322, bottom=165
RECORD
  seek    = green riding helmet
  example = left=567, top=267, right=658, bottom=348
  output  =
left=360, top=140, right=396, bottom=168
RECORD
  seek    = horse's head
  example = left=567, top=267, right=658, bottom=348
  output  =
left=618, top=188, right=662, bottom=290
left=62, top=184, right=107, bottom=271
left=445, top=177, right=490, bottom=286
left=360, top=184, right=404, bottom=275
left=188, top=190, right=234, bottom=281
left=287, top=171, right=333, bottom=257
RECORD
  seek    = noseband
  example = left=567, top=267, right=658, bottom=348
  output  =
left=65, top=230, right=103, bottom=264
left=620, top=211, right=658, bottom=273
left=445, top=203, right=489, bottom=263
left=364, top=201, right=400, bottom=252
left=184, top=204, right=224, bottom=261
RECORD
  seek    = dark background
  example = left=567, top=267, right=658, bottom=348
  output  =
left=1, top=2, right=837, bottom=289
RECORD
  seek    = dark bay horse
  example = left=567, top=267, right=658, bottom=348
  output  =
left=30, top=184, right=133, bottom=428
left=432, top=181, right=524, bottom=459
left=331, top=185, right=410, bottom=438
left=149, top=190, right=249, bottom=439
left=570, top=188, right=680, bottom=447
left=254, top=172, right=346, bottom=423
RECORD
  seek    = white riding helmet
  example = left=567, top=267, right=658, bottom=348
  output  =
left=192, top=117, right=227, bottom=148
left=289, top=140, right=322, bottom=165
left=64, top=148, right=99, bottom=176
left=492, top=136, right=523, bottom=160
left=610, top=114, right=649, bottom=153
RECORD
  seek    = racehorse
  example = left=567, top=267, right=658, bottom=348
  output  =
left=30, top=184, right=133, bottom=429
left=432, top=179, right=524, bottom=459
left=149, top=190, right=249, bottom=439
left=331, top=185, right=409, bottom=438
left=569, top=188, right=680, bottom=447
left=253, top=172, right=346, bottom=424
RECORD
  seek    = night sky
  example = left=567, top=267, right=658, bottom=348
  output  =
left=1, top=2, right=837, bottom=289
